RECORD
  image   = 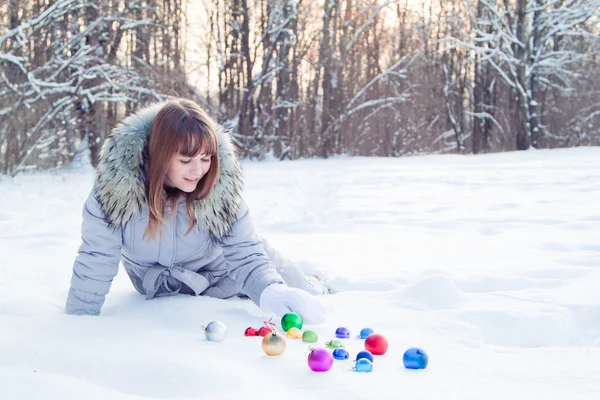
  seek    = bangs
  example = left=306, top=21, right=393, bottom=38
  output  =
left=177, top=120, right=219, bottom=157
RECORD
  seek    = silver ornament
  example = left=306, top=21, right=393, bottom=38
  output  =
left=204, top=320, right=228, bottom=342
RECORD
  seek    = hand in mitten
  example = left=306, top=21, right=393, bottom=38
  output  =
left=259, top=283, right=327, bottom=324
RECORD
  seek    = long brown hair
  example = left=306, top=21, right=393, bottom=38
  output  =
left=144, top=99, right=220, bottom=240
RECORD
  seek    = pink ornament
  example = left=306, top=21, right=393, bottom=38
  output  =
left=307, top=348, right=334, bottom=372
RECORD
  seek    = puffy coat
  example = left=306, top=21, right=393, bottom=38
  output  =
left=65, top=102, right=284, bottom=315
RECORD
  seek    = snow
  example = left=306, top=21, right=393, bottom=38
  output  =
left=1, top=147, right=600, bottom=399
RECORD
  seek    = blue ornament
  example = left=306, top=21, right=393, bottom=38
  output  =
left=403, top=347, right=429, bottom=369
left=354, top=358, right=373, bottom=373
left=332, top=348, right=349, bottom=360
left=356, top=350, right=374, bottom=363
left=335, top=326, right=351, bottom=338
left=358, top=327, right=374, bottom=339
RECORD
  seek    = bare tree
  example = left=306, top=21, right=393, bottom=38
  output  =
left=0, top=0, right=199, bottom=175
left=450, top=0, right=600, bottom=150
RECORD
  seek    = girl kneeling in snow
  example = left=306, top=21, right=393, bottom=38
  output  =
left=65, top=98, right=327, bottom=323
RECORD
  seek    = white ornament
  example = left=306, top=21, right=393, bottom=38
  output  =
left=204, top=321, right=228, bottom=342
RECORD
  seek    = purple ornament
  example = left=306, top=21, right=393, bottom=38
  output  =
left=335, top=326, right=351, bottom=339
left=307, top=348, right=334, bottom=372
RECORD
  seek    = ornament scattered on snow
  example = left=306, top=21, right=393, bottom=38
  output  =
left=281, top=312, right=303, bottom=332
left=354, top=358, right=373, bottom=373
left=257, top=317, right=277, bottom=336
left=203, top=321, right=227, bottom=342
left=333, top=348, right=350, bottom=360
left=307, top=348, right=334, bottom=372
left=357, top=327, right=374, bottom=339
left=326, top=339, right=344, bottom=349
left=356, top=350, right=374, bottom=363
left=257, top=326, right=273, bottom=337
left=286, top=327, right=302, bottom=339
left=403, top=347, right=428, bottom=369
left=244, top=327, right=259, bottom=336
left=364, top=333, right=388, bottom=355
left=262, top=331, right=287, bottom=356
left=335, top=326, right=351, bottom=339
left=302, top=330, right=318, bottom=343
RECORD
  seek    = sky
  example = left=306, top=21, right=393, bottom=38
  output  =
left=1, top=147, right=599, bottom=399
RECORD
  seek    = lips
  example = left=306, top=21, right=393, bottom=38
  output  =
left=184, top=177, right=200, bottom=183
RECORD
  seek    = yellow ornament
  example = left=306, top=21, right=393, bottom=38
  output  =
left=286, top=327, right=302, bottom=339
left=262, top=331, right=287, bottom=356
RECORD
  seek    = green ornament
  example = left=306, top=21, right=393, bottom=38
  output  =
left=302, top=330, right=318, bottom=343
left=281, top=312, right=303, bottom=332
left=326, top=339, right=344, bottom=349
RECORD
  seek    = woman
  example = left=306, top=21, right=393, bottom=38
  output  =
left=65, top=99, right=327, bottom=324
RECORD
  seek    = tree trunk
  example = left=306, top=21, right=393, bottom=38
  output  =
left=514, top=0, right=530, bottom=150
left=529, top=1, right=543, bottom=148
left=3, top=0, right=22, bottom=174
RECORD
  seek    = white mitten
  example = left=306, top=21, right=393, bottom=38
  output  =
left=259, top=283, right=328, bottom=325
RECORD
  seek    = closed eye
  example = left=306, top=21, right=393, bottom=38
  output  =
left=180, top=159, right=191, bottom=164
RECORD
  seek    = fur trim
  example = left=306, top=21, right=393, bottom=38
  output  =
left=94, top=102, right=243, bottom=239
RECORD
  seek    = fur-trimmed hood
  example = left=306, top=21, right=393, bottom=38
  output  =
left=94, top=101, right=244, bottom=239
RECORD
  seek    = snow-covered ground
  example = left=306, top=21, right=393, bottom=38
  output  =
left=1, top=147, right=599, bottom=399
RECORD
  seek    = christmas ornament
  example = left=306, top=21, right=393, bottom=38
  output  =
left=333, top=348, right=349, bottom=360
left=257, top=317, right=277, bottom=337
left=302, top=330, right=318, bottom=343
left=354, top=358, right=373, bottom=373
left=335, top=326, right=351, bottom=338
left=262, top=331, right=287, bottom=356
left=356, top=350, right=374, bottom=363
left=364, top=333, right=388, bottom=355
left=326, top=339, right=344, bottom=349
left=286, top=327, right=302, bottom=339
left=307, top=348, right=334, bottom=372
left=203, top=321, right=227, bottom=342
left=244, top=327, right=259, bottom=336
left=281, top=312, right=303, bottom=332
left=357, top=327, right=374, bottom=339
left=257, top=326, right=273, bottom=337
left=403, top=347, right=428, bottom=369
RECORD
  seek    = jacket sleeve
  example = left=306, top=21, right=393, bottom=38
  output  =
left=65, top=189, right=122, bottom=315
left=215, top=200, right=284, bottom=305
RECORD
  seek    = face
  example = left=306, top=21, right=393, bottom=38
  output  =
left=164, top=152, right=212, bottom=193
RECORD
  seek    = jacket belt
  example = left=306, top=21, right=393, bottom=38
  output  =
left=142, top=264, right=210, bottom=300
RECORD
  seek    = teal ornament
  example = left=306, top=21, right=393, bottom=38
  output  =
left=354, top=358, right=373, bottom=373
left=333, top=348, right=349, bottom=360
left=358, top=327, right=374, bottom=339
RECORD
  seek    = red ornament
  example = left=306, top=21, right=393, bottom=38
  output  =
left=257, top=326, right=273, bottom=337
left=245, top=327, right=259, bottom=336
left=365, top=333, right=388, bottom=355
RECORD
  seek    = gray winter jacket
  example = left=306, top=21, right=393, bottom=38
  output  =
left=65, top=102, right=284, bottom=315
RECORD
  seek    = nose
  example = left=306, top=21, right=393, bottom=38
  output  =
left=190, top=159, right=204, bottom=175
